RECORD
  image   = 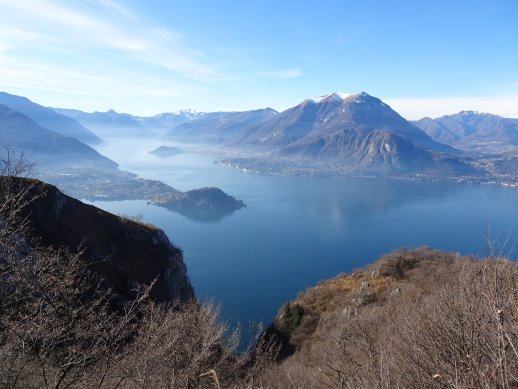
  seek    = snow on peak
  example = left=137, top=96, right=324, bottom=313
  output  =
left=460, top=110, right=486, bottom=116
left=171, top=109, right=202, bottom=116
left=347, top=92, right=387, bottom=107
left=309, top=92, right=351, bottom=103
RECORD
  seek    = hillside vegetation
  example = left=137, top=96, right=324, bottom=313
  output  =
left=262, top=247, right=518, bottom=388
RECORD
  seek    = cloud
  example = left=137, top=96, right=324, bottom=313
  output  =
left=0, top=25, right=52, bottom=45
left=386, top=95, right=518, bottom=120
left=0, top=0, right=214, bottom=80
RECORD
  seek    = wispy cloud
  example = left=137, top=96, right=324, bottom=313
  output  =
left=0, top=0, right=214, bottom=80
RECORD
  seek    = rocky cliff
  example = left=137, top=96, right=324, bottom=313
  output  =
left=12, top=177, right=193, bottom=302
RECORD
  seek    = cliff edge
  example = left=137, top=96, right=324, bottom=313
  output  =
left=11, top=177, right=193, bottom=302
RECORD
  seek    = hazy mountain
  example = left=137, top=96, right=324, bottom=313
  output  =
left=413, top=111, right=518, bottom=153
left=137, top=110, right=204, bottom=135
left=54, top=108, right=153, bottom=139
left=164, top=108, right=278, bottom=143
left=0, top=104, right=117, bottom=169
left=0, top=92, right=101, bottom=144
left=410, top=117, right=458, bottom=144
left=227, top=92, right=461, bottom=173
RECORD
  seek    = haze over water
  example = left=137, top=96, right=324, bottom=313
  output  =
left=89, top=138, right=518, bottom=334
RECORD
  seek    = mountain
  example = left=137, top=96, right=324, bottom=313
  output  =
left=413, top=111, right=518, bottom=153
left=231, top=92, right=454, bottom=152
left=0, top=92, right=101, bottom=144
left=6, top=176, right=193, bottom=302
left=138, top=110, right=204, bottom=135
left=54, top=108, right=153, bottom=139
left=410, top=117, right=458, bottom=144
left=0, top=104, right=117, bottom=169
left=164, top=108, right=278, bottom=143
left=281, top=127, right=435, bottom=170
left=227, top=92, right=461, bottom=173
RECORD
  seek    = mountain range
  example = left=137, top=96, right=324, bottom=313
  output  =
left=0, top=92, right=101, bottom=144
left=163, top=108, right=278, bottom=143
left=137, top=110, right=203, bottom=135
left=0, top=104, right=116, bottom=170
left=55, top=107, right=205, bottom=137
left=55, top=108, right=153, bottom=139
left=0, top=92, right=246, bottom=214
left=413, top=111, right=518, bottom=153
left=222, top=92, right=469, bottom=174
left=2, top=89, right=518, bottom=183
left=229, top=93, right=453, bottom=152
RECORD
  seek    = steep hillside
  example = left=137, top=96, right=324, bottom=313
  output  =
left=0, top=91, right=101, bottom=144
left=260, top=247, right=518, bottom=388
left=12, top=177, right=193, bottom=301
left=280, top=128, right=435, bottom=172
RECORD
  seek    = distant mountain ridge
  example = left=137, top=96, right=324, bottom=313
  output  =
left=0, top=92, right=101, bottom=144
left=0, top=104, right=116, bottom=169
left=413, top=111, right=518, bottom=153
left=0, top=100, right=246, bottom=215
left=54, top=108, right=153, bottom=138
left=163, top=108, right=278, bottom=143
left=6, top=89, right=518, bottom=182
left=138, top=110, right=204, bottom=135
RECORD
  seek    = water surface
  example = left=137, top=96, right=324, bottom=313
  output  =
left=89, top=138, right=518, bottom=335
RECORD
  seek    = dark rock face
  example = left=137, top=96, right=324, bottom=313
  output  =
left=14, top=177, right=193, bottom=302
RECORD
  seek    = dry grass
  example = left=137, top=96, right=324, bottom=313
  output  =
left=264, top=248, right=518, bottom=388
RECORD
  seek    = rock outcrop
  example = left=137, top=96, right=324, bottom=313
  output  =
left=12, top=177, right=193, bottom=302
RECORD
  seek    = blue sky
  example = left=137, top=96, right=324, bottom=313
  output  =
left=0, top=0, right=517, bottom=118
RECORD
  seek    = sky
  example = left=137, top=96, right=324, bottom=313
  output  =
left=0, top=0, right=517, bottom=119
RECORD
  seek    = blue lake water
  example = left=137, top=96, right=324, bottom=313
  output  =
left=89, top=139, right=518, bottom=337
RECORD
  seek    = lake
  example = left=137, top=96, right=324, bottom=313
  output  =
left=89, top=138, right=518, bottom=340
